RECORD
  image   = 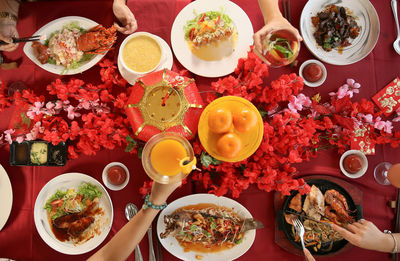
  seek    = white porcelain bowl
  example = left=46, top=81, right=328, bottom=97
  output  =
left=117, top=32, right=164, bottom=83
left=339, top=150, right=368, bottom=179
left=102, top=162, right=130, bottom=191
left=299, top=59, right=327, bottom=87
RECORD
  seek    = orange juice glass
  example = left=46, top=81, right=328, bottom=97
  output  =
left=142, top=132, right=196, bottom=184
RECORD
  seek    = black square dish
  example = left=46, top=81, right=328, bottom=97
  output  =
left=9, top=141, right=67, bottom=166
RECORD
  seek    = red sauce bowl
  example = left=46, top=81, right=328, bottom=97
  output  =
left=102, top=162, right=130, bottom=191
left=339, top=150, right=368, bottom=179
left=299, top=59, right=327, bottom=87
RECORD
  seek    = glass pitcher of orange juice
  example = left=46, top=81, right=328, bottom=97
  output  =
left=142, top=132, right=197, bottom=184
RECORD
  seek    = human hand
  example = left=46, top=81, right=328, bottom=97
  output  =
left=331, top=219, right=392, bottom=252
left=112, top=1, right=138, bottom=34
left=253, top=15, right=302, bottom=55
left=149, top=181, right=182, bottom=206
left=303, top=248, right=315, bottom=261
left=0, top=19, right=18, bottom=52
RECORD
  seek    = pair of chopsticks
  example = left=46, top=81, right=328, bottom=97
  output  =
left=391, top=189, right=400, bottom=260
left=282, top=0, right=291, bottom=23
left=0, top=35, right=42, bottom=46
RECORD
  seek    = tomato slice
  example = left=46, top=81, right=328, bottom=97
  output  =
left=199, top=13, right=206, bottom=23
left=189, top=28, right=195, bottom=41
left=215, top=16, right=220, bottom=25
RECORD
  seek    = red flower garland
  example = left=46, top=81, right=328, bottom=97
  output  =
left=1, top=50, right=399, bottom=199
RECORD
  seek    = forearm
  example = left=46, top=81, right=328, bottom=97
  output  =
left=88, top=207, right=160, bottom=261
left=88, top=194, right=167, bottom=261
left=113, top=0, right=125, bottom=6
left=378, top=233, right=400, bottom=253
left=257, top=0, right=283, bottom=24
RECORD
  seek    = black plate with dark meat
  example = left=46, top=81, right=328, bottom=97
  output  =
left=277, top=179, right=363, bottom=256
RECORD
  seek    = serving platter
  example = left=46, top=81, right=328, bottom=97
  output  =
left=23, top=16, right=106, bottom=75
left=274, top=175, right=363, bottom=257
left=300, top=0, right=379, bottom=65
left=0, top=164, right=12, bottom=231
left=157, top=193, right=256, bottom=261
left=171, top=0, right=253, bottom=77
left=34, top=173, right=113, bottom=255
left=198, top=96, right=264, bottom=162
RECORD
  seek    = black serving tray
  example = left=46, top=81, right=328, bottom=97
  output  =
left=9, top=140, right=67, bottom=166
left=277, top=179, right=363, bottom=256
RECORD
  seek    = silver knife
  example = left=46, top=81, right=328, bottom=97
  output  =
left=148, top=224, right=156, bottom=261
left=156, top=234, right=163, bottom=261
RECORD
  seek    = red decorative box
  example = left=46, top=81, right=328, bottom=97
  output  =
left=351, top=125, right=375, bottom=155
left=125, top=69, right=204, bottom=142
left=372, top=77, right=400, bottom=116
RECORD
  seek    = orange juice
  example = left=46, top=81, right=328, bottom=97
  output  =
left=150, top=139, right=187, bottom=176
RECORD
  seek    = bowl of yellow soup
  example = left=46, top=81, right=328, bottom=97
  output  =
left=118, top=32, right=164, bottom=81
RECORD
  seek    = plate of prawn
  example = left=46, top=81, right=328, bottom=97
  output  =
left=157, top=193, right=260, bottom=261
left=279, top=178, right=362, bottom=256
left=23, top=16, right=116, bottom=75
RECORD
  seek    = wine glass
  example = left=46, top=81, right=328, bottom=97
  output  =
left=374, top=162, right=400, bottom=187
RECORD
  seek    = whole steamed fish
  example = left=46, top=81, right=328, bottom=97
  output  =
left=160, top=205, right=263, bottom=248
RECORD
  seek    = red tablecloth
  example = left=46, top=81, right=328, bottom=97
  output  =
left=0, top=0, right=399, bottom=260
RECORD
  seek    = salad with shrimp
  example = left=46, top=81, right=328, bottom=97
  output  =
left=184, top=10, right=235, bottom=47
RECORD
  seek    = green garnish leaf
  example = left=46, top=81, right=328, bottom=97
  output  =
left=235, top=238, right=243, bottom=244
left=48, top=57, right=56, bottom=65
left=210, top=222, right=217, bottom=229
left=273, top=44, right=293, bottom=58
left=78, top=182, right=102, bottom=201
left=190, top=224, right=198, bottom=232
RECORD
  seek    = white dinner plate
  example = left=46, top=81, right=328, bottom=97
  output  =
left=171, top=0, right=253, bottom=77
left=157, top=194, right=256, bottom=261
left=117, top=34, right=173, bottom=85
left=23, top=16, right=106, bottom=75
left=34, top=173, right=113, bottom=255
left=0, top=164, right=12, bottom=231
left=300, top=0, right=379, bottom=65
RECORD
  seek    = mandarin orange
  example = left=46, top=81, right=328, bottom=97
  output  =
left=233, top=108, right=258, bottom=132
left=216, top=133, right=242, bottom=158
left=208, top=107, right=232, bottom=134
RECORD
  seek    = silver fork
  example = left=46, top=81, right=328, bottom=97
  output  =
left=292, top=217, right=309, bottom=261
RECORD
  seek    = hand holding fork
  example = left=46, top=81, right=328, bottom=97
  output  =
left=292, top=218, right=315, bottom=261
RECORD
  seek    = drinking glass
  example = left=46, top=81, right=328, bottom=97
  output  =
left=141, top=132, right=196, bottom=184
left=255, top=29, right=300, bottom=67
left=374, top=162, right=400, bottom=187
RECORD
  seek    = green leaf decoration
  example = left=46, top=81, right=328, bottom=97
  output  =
left=258, top=108, right=267, bottom=118
left=125, top=136, right=137, bottom=153
left=126, top=135, right=135, bottom=143
left=200, top=151, right=221, bottom=168
left=138, top=146, right=143, bottom=159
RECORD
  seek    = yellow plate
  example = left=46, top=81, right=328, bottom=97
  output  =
left=198, top=96, right=264, bottom=162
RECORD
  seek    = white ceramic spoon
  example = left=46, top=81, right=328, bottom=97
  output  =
left=392, top=0, right=400, bottom=55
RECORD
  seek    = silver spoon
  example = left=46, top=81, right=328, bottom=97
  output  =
left=125, top=203, right=143, bottom=261
left=392, top=0, right=400, bottom=55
